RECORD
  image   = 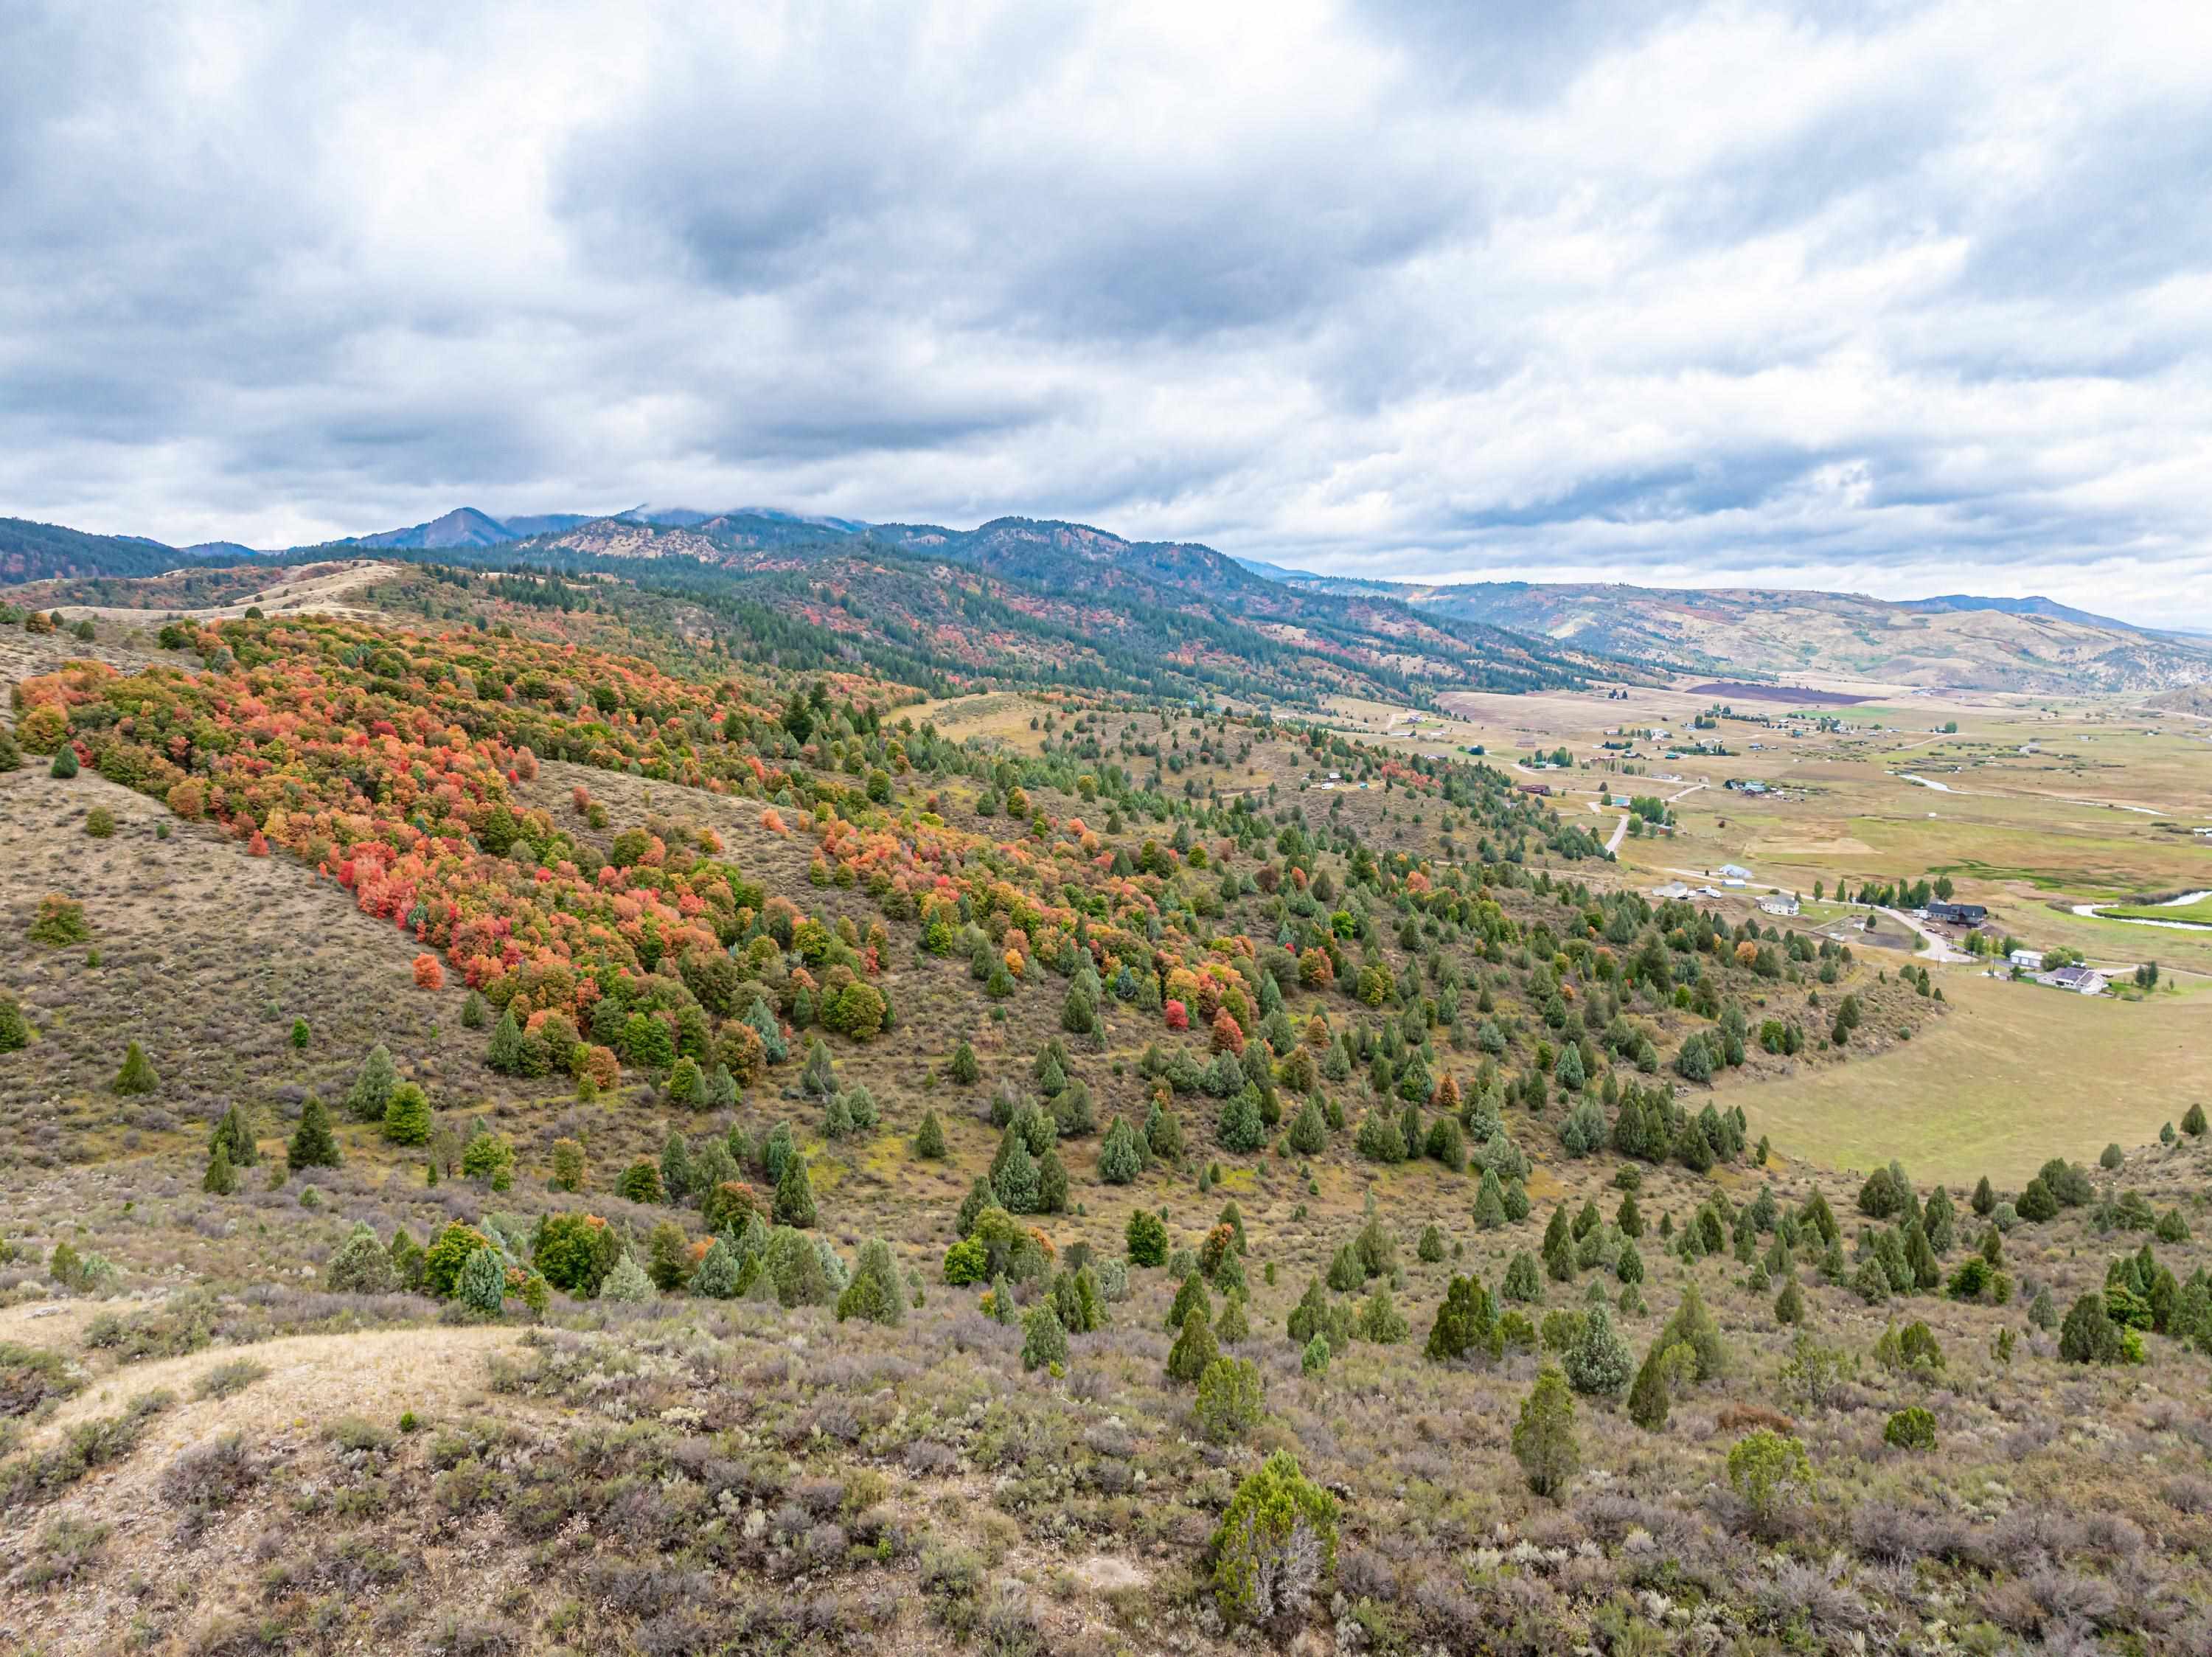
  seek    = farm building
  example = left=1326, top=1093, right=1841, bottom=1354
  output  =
left=2009, top=949, right=2045, bottom=970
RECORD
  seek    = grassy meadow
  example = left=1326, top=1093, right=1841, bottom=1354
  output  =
left=1727, top=967, right=2212, bottom=1184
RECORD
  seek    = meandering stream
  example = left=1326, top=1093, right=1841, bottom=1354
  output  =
left=2070, top=891, right=2212, bottom=931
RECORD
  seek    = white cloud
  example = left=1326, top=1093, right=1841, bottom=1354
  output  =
left=1, top=0, right=2210, bottom=622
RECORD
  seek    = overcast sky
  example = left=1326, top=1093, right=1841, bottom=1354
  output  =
left=6, top=1, right=2212, bottom=622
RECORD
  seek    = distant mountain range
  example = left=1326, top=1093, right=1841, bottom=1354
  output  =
left=1229, top=566, right=2212, bottom=696
left=7, top=504, right=2209, bottom=697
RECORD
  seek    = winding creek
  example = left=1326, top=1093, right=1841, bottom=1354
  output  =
left=2070, top=890, right=2212, bottom=931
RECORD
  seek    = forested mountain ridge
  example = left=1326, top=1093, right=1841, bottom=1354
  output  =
left=5, top=509, right=1639, bottom=708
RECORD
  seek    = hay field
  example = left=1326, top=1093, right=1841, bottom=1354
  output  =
left=1727, top=967, right=2212, bottom=1185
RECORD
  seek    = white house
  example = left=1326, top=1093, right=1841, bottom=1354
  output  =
left=2037, top=965, right=2107, bottom=995
left=1652, top=880, right=1692, bottom=899
left=1759, top=894, right=1801, bottom=917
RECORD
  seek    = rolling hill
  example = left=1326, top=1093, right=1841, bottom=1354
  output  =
left=1243, top=569, right=2212, bottom=695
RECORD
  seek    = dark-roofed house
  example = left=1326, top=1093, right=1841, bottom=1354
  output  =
left=1927, top=900, right=1986, bottom=925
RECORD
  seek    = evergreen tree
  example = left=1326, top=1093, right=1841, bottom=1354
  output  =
left=202, top=1141, right=237, bottom=1195
left=1214, top=1288, right=1251, bottom=1344
left=1167, top=1271, right=1214, bottom=1333
left=1425, top=1274, right=1501, bottom=1363
left=112, top=1041, right=159, bottom=1095
left=345, top=1044, right=399, bottom=1122
left=1218, top=1088, right=1265, bottom=1153
left=1357, top=1285, right=1408, bottom=1344
left=487, top=1009, right=526, bottom=1075
left=1503, top=1251, right=1542, bottom=1303
left=0, top=995, right=27, bottom=1055
left=1512, top=1366, right=1580, bottom=1498
left=692, top=1237, right=742, bottom=1299
left=288, top=1093, right=341, bottom=1170
left=1287, top=1094, right=1328, bottom=1155
left=1543, top=1206, right=1576, bottom=1281
left=665, top=1055, right=705, bottom=1109
left=1037, top=1147, right=1070, bottom=1214
left=914, top=1108, right=949, bottom=1161
left=949, top=1040, right=980, bottom=1084
left=661, top=1130, right=697, bottom=1201
left=1658, top=1282, right=1728, bottom=1380
left=774, top=1155, right=818, bottom=1228
left=1146, top=1100, right=1185, bottom=1161
left=381, top=1083, right=432, bottom=1146
left=1166, top=1302, right=1220, bottom=1383
left=1565, top=1305, right=1633, bottom=1395
left=1125, top=1207, right=1169, bottom=1266
left=209, top=1104, right=259, bottom=1168
left=991, top=1129, right=1041, bottom=1212
left=1099, top=1115, right=1143, bottom=1183
left=1774, top=1279, right=1804, bottom=1325
left=1627, top=1341, right=1672, bottom=1431
left=1022, top=1301, right=1070, bottom=1372
left=836, top=1239, right=905, bottom=1327
left=1474, top=1167, right=1508, bottom=1230
left=458, top=1246, right=507, bottom=1318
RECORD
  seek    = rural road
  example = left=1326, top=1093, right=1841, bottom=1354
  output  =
left=1874, top=906, right=1973, bottom=963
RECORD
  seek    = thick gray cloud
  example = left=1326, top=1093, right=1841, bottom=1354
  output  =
left=3, top=0, right=2210, bottom=623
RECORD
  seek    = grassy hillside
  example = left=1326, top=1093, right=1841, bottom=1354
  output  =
left=2, top=588, right=2210, bottom=1655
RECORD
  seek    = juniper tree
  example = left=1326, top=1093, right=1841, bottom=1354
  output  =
left=1564, top=1305, right=1633, bottom=1396
left=1627, top=1339, right=1673, bottom=1431
left=1021, top=1301, right=1069, bottom=1372
left=1658, top=1282, right=1728, bottom=1380
left=914, top=1108, right=949, bottom=1161
left=1167, top=1271, right=1213, bottom=1333
left=1512, top=1366, right=1579, bottom=1498
left=1503, top=1251, right=1542, bottom=1303
left=288, top=1094, right=341, bottom=1171
left=773, top=1156, right=817, bottom=1228
left=1474, top=1167, right=1508, bottom=1230
left=112, top=1041, right=159, bottom=1095
left=209, top=1105, right=259, bottom=1168
left=1166, top=1302, right=1220, bottom=1383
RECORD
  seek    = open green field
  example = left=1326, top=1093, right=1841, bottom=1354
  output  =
left=2098, top=895, right=2212, bottom=925
left=1727, top=968, right=2212, bottom=1186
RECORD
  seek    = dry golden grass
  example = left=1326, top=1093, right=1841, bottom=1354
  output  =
left=1727, top=966, right=2212, bottom=1183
